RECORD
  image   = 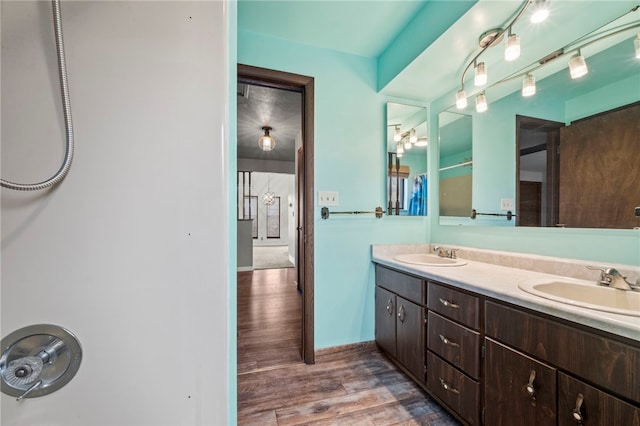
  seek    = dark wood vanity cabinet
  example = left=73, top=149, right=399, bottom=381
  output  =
left=374, top=264, right=640, bottom=425
left=374, top=265, right=426, bottom=385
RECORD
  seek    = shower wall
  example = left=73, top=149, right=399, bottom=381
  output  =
left=1, top=1, right=230, bottom=424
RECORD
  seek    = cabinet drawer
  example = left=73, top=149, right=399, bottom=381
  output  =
left=427, top=282, right=479, bottom=329
left=484, top=338, right=557, bottom=426
left=558, top=372, right=640, bottom=426
left=427, top=311, right=480, bottom=379
left=486, top=301, right=640, bottom=403
left=375, top=264, right=424, bottom=305
left=427, top=351, right=480, bottom=426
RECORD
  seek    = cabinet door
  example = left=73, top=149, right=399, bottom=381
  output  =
left=375, top=286, right=396, bottom=358
left=396, top=297, right=425, bottom=383
left=485, top=338, right=556, bottom=426
left=558, top=372, right=640, bottom=426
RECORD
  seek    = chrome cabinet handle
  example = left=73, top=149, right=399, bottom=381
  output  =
left=571, top=393, right=584, bottom=423
left=525, top=370, right=536, bottom=397
left=439, top=378, right=460, bottom=394
left=439, top=334, right=460, bottom=347
left=397, top=305, right=405, bottom=323
left=438, top=298, right=460, bottom=309
left=386, top=298, right=393, bottom=315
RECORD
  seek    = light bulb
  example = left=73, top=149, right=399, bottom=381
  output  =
left=569, top=52, right=588, bottom=79
left=409, top=128, right=417, bottom=144
left=456, top=89, right=467, bottom=109
left=476, top=92, right=488, bottom=113
left=394, top=126, right=402, bottom=142
left=505, top=34, right=521, bottom=61
left=396, top=142, right=404, bottom=156
left=474, top=62, right=487, bottom=86
left=522, top=74, right=536, bottom=97
left=530, top=0, right=550, bottom=23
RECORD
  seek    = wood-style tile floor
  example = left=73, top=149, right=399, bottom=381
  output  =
left=237, top=268, right=461, bottom=425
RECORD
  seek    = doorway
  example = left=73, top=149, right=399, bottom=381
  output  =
left=237, top=64, right=315, bottom=365
left=516, top=115, right=564, bottom=227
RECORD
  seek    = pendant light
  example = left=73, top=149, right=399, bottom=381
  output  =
left=474, top=61, right=487, bottom=86
left=393, top=125, right=402, bottom=142
left=569, top=50, right=588, bottom=79
left=476, top=92, right=488, bottom=112
left=262, top=174, right=275, bottom=205
left=409, top=128, right=417, bottom=144
left=504, top=29, right=521, bottom=61
left=456, top=88, right=468, bottom=109
left=258, top=126, right=276, bottom=151
left=522, top=73, right=536, bottom=97
left=396, top=142, right=404, bottom=157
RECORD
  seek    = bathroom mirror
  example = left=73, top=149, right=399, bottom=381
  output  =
left=439, top=12, right=640, bottom=229
left=386, top=102, right=428, bottom=216
left=438, top=111, right=472, bottom=224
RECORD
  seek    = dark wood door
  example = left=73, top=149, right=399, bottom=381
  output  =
left=519, top=180, right=542, bottom=226
left=485, top=338, right=557, bottom=426
left=558, top=372, right=640, bottom=426
left=375, top=286, right=396, bottom=358
left=396, top=297, right=425, bottom=383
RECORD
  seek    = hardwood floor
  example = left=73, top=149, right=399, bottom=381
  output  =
left=237, top=269, right=460, bottom=425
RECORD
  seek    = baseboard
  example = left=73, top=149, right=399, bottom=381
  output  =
left=315, top=340, right=377, bottom=358
left=288, top=254, right=295, bottom=265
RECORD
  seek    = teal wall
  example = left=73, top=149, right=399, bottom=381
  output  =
left=238, top=30, right=429, bottom=349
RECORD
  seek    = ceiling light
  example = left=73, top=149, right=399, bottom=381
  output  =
left=505, top=32, right=521, bottom=61
left=522, top=73, right=536, bottom=97
left=393, top=125, right=402, bottom=142
left=456, top=89, right=468, bottom=109
left=262, top=174, right=275, bottom=205
left=476, top=92, right=488, bottom=113
left=474, top=62, right=487, bottom=86
left=569, top=50, right=588, bottom=79
left=409, top=128, right=417, bottom=144
left=415, top=137, right=428, bottom=147
left=635, top=33, right=640, bottom=59
left=396, top=142, right=404, bottom=157
left=258, top=126, right=276, bottom=151
left=530, top=0, right=550, bottom=23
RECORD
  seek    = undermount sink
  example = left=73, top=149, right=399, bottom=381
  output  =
left=393, top=253, right=467, bottom=267
left=518, top=279, right=640, bottom=317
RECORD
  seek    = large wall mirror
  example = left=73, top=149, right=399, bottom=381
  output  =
left=386, top=102, right=428, bottom=216
left=438, top=9, right=640, bottom=229
left=439, top=111, right=472, bottom=223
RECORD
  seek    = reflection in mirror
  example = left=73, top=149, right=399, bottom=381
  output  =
left=438, top=111, right=472, bottom=224
left=386, top=102, right=428, bottom=216
left=440, top=8, right=640, bottom=229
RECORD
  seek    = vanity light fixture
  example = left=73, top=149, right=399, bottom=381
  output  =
left=393, top=125, right=402, bottom=142
left=258, top=126, right=276, bottom=151
left=415, top=137, right=429, bottom=147
left=409, top=128, right=417, bottom=144
left=530, top=0, right=550, bottom=23
left=474, top=61, right=488, bottom=86
left=635, top=32, right=640, bottom=59
left=569, top=50, right=588, bottom=79
left=522, top=73, right=536, bottom=97
left=456, top=88, right=468, bottom=109
left=504, top=29, right=521, bottom=61
left=476, top=92, right=488, bottom=112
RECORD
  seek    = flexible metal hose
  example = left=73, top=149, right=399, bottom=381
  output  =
left=1, top=0, right=74, bottom=191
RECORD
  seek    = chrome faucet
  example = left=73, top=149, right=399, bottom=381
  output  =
left=433, top=246, right=457, bottom=259
left=587, top=266, right=640, bottom=291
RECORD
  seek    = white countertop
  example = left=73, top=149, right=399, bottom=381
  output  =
left=372, top=244, right=640, bottom=342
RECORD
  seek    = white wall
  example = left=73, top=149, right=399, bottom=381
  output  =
left=247, top=172, right=294, bottom=247
left=1, top=1, right=230, bottom=424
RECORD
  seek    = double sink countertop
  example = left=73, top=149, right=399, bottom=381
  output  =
left=371, top=244, right=640, bottom=342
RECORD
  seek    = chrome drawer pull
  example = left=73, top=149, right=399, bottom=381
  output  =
left=571, top=393, right=584, bottom=423
left=439, top=378, right=460, bottom=394
left=438, top=298, right=460, bottom=309
left=525, top=370, right=536, bottom=397
left=439, top=334, right=460, bottom=347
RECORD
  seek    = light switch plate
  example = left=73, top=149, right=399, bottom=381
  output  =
left=318, top=191, right=339, bottom=206
left=500, top=198, right=514, bottom=211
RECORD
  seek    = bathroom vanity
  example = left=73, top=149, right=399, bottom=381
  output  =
left=372, top=244, right=640, bottom=426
